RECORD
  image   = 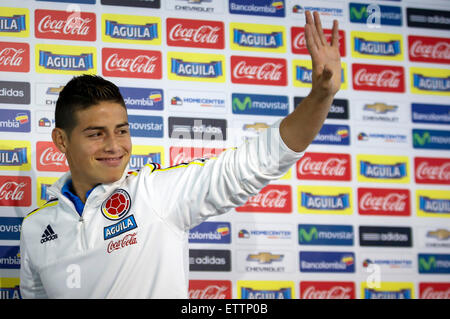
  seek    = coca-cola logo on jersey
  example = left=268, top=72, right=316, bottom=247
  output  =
left=296, top=152, right=351, bottom=181
left=236, top=185, right=291, bottom=213
left=35, top=9, right=96, bottom=41
left=102, top=48, right=162, bottom=79
left=408, top=35, right=450, bottom=64
left=352, top=63, right=405, bottom=93
left=291, top=27, right=346, bottom=57
left=415, top=157, right=450, bottom=185
left=36, top=141, right=69, bottom=172
left=358, top=187, right=410, bottom=216
left=0, top=42, right=29, bottom=73
left=188, top=280, right=232, bottom=299
left=300, top=282, right=355, bottom=299
left=0, top=176, right=31, bottom=207
left=231, top=56, right=287, bottom=86
left=166, top=18, right=224, bottom=49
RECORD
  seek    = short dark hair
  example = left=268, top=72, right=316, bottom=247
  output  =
left=55, top=74, right=126, bottom=135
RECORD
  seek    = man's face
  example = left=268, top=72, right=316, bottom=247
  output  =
left=53, top=101, right=132, bottom=191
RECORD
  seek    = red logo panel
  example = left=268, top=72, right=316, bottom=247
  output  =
left=0, top=42, right=29, bottom=73
left=415, top=157, right=450, bottom=185
left=169, top=147, right=224, bottom=166
left=352, top=63, right=405, bottom=93
left=291, top=27, right=346, bottom=57
left=102, top=48, right=162, bottom=79
left=358, top=187, right=411, bottom=217
left=0, top=175, right=31, bottom=207
left=36, top=141, right=69, bottom=172
left=231, top=55, right=287, bottom=86
left=419, top=283, right=450, bottom=299
left=296, top=152, right=351, bottom=181
left=189, top=280, right=232, bottom=299
left=35, top=9, right=96, bottom=41
left=300, top=281, right=355, bottom=299
left=408, top=35, right=450, bottom=64
left=166, top=18, right=224, bottom=49
left=236, top=184, right=291, bottom=213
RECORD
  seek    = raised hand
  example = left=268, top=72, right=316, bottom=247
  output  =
left=304, top=10, right=342, bottom=98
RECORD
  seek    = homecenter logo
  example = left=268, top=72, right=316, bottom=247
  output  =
left=419, top=254, right=450, bottom=274
left=232, top=93, right=288, bottom=116
left=298, top=224, right=354, bottom=246
left=413, top=129, right=450, bottom=150
left=300, top=251, right=355, bottom=273
left=349, top=2, right=402, bottom=26
left=189, top=222, right=231, bottom=244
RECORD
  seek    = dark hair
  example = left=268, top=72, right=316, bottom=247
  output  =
left=55, top=74, right=126, bottom=135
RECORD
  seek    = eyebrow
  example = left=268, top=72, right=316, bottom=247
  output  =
left=82, top=122, right=129, bottom=132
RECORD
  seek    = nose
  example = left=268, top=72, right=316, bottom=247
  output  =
left=103, top=133, right=121, bottom=153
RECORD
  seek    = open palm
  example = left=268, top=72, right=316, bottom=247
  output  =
left=304, top=11, right=342, bottom=97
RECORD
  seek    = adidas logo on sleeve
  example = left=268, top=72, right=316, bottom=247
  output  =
left=40, top=224, right=58, bottom=244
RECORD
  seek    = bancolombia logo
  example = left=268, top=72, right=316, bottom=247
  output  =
left=300, top=251, right=355, bottom=273
left=312, top=124, right=350, bottom=146
left=119, top=87, right=163, bottom=111
left=298, top=224, right=354, bottom=246
left=359, top=226, right=412, bottom=247
left=189, top=249, right=231, bottom=271
left=189, top=222, right=231, bottom=244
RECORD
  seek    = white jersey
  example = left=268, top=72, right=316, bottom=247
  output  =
left=20, top=120, right=304, bottom=299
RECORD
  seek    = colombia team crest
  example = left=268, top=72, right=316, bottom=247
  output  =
left=101, top=189, right=131, bottom=221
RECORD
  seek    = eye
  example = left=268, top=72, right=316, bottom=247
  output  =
left=88, top=131, right=102, bottom=138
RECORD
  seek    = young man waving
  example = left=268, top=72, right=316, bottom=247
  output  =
left=20, top=11, right=341, bottom=298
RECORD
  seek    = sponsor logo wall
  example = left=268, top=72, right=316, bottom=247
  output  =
left=0, top=0, right=449, bottom=299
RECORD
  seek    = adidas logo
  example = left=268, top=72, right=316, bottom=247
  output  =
left=40, top=224, right=58, bottom=244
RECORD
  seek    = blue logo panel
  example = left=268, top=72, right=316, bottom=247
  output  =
left=229, top=0, right=285, bottom=17
left=413, top=129, right=450, bottom=150
left=0, top=217, right=23, bottom=240
left=349, top=2, right=402, bottom=26
left=298, top=224, right=354, bottom=246
left=312, top=124, right=350, bottom=145
left=412, top=103, right=450, bottom=125
left=119, top=87, right=163, bottom=111
left=232, top=93, right=289, bottom=116
left=419, top=254, right=450, bottom=274
left=189, top=222, right=231, bottom=244
left=0, top=246, right=20, bottom=269
left=0, top=110, right=30, bottom=133
left=128, top=115, right=163, bottom=138
left=300, top=251, right=355, bottom=273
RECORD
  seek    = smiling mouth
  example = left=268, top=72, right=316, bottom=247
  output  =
left=97, top=155, right=124, bottom=167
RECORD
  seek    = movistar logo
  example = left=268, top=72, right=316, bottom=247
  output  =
left=233, top=96, right=252, bottom=112
left=350, top=5, right=367, bottom=20
left=413, top=131, right=430, bottom=146
left=299, top=227, right=318, bottom=242
left=419, top=256, right=436, bottom=272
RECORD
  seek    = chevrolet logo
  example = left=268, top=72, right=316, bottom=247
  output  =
left=46, top=85, right=65, bottom=95
left=364, top=103, right=397, bottom=114
left=427, top=229, right=450, bottom=240
left=247, top=252, right=283, bottom=264
left=243, top=123, right=269, bottom=132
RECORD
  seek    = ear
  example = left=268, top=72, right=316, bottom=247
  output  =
left=52, top=127, right=69, bottom=154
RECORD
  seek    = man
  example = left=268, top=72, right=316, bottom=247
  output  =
left=20, top=11, right=341, bottom=298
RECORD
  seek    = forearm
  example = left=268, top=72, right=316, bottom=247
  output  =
left=279, top=90, right=334, bottom=152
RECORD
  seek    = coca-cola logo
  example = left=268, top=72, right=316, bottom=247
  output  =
left=189, top=280, right=232, bottom=299
left=415, top=157, right=450, bottom=184
left=102, top=48, right=162, bottom=79
left=0, top=42, right=29, bottom=72
left=169, top=147, right=223, bottom=166
left=358, top=188, right=410, bottom=216
left=0, top=176, right=31, bottom=207
left=167, top=18, right=224, bottom=49
left=297, top=152, right=351, bottom=181
left=420, top=283, right=450, bottom=299
left=352, top=63, right=404, bottom=93
left=409, top=35, right=450, bottom=64
left=107, top=232, right=137, bottom=253
left=35, top=9, right=96, bottom=41
left=231, top=56, right=287, bottom=86
left=36, top=141, right=69, bottom=172
left=291, top=27, right=346, bottom=57
left=236, top=185, right=291, bottom=213
left=300, top=282, right=355, bottom=299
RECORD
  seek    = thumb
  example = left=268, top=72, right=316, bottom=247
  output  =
left=321, top=66, right=333, bottom=81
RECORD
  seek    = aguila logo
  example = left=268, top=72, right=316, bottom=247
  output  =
left=101, top=189, right=131, bottom=220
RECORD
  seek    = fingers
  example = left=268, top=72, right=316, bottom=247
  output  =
left=304, top=10, right=321, bottom=51
left=331, top=19, right=339, bottom=48
left=313, top=11, right=327, bottom=46
left=304, top=23, right=318, bottom=55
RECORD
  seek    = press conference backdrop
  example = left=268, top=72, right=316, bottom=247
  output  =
left=0, top=0, right=449, bottom=299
